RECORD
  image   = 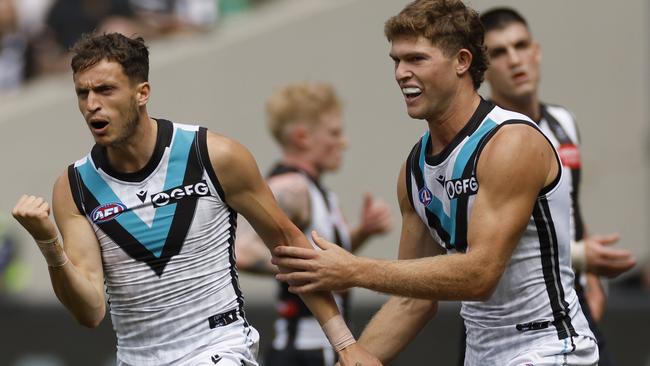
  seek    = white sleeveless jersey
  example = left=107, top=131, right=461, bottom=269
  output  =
left=267, top=165, right=352, bottom=351
left=538, top=104, right=584, bottom=242
left=69, top=119, right=256, bottom=365
left=405, top=100, right=594, bottom=364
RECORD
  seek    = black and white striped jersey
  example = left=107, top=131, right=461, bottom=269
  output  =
left=405, top=99, right=594, bottom=364
left=538, top=103, right=584, bottom=242
left=68, top=119, right=256, bottom=365
left=267, top=164, right=351, bottom=352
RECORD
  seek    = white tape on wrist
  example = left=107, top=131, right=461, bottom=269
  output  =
left=322, top=315, right=356, bottom=352
left=571, top=240, right=586, bottom=273
left=35, top=237, right=69, bottom=268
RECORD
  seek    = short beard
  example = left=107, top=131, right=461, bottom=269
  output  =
left=109, top=98, right=140, bottom=148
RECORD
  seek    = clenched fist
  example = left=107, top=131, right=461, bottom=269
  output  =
left=12, top=195, right=59, bottom=241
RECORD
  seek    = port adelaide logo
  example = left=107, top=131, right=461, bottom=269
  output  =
left=151, top=180, right=210, bottom=208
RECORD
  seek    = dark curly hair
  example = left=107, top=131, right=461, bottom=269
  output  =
left=385, top=0, right=488, bottom=90
left=70, top=33, right=149, bottom=83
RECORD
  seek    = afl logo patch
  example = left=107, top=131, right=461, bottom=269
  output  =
left=418, top=187, right=433, bottom=206
left=91, top=202, right=127, bottom=223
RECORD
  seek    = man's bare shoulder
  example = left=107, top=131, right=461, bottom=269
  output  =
left=477, top=123, right=554, bottom=191
left=268, top=172, right=310, bottom=194
left=204, top=130, right=259, bottom=172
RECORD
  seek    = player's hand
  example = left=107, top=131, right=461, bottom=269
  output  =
left=584, top=233, right=636, bottom=278
left=11, top=195, right=59, bottom=241
left=273, top=231, right=359, bottom=293
left=337, top=343, right=383, bottom=366
left=358, top=193, right=392, bottom=238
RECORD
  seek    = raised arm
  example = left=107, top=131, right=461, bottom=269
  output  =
left=206, top=132, right=380, bottom=365
left=12, top=170, right=106, bottom=327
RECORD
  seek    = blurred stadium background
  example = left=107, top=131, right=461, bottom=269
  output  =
left=0, top=0, right=648, bottom=365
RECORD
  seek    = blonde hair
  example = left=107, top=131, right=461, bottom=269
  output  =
left=266, top=82, right=341, bottom=146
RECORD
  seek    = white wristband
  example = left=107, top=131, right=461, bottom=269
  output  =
left=322, top=315, right=356, bottom=352
left=571, top=240, right=586, bottom=273
left=35, top=237, right=69, bottom=268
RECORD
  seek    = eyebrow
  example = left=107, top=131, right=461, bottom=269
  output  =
left=75, top=83, right=115, bottom=95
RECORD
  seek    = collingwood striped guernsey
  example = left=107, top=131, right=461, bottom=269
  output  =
left=68, top=119, right=258, bottom=365
left=268, top=164, right=352, bottom=357
left=538, top=104, right=583, bottom=242
left=405, top=99, right=594, bottom=364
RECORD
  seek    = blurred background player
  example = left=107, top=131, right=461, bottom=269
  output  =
left=236, top=81, right=392, bottom=366
left=478, top=7, right=637, bottom=366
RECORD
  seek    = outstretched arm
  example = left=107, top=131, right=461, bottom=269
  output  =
left=206, top=132, right=380, bottom=365
left=12, top=171, right=106, bottom=327
left=275, top=124, right=557, bottom=301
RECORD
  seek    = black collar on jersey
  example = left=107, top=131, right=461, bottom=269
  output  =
left=268, top=163, right=333, bottom=211
left=540, top=104, right=573, bottom=144
left=90, top=118, right=173, bottom=182
left=268, top=163, right=321, bottom=186
left=425, top=97, right=495, bottom=166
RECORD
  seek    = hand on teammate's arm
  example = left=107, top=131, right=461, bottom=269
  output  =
left=274, top=231, right=362, bottom=293
left=207, top=132, right=381, bottom=365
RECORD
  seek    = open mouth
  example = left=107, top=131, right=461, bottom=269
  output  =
left=90, top=120, right=109, bottom=130
left=402, top=87, right=422, bottom=101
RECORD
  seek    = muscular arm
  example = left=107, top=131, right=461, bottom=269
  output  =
left=357, top=163, right=439, bottom=364
left=344, top=125, right=556, bottom=299
left=278, top=125, right=557, bottom=300
left=235, top=174, right=310, bottom=275
left=12, top=171, right=106, bottom=327
left=206, top=132, right=341, bottom=324
left=51, top=173, right=106, bottom=327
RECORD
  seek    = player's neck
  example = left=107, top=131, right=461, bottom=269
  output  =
left=105, top=116, right=158, bottom=173
left=281, top=154, right=321, bottom=180
left=492, top=92, right=541, bottom=122
left=426, top=92, right=481, bottom=155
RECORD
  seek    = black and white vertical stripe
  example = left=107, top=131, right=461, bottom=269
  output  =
left=533, top=196, right=577, bottom=340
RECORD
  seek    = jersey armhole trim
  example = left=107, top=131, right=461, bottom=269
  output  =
left=67, top=164, right=86, bottom=216
left=405, top=142, right=419, bottom=210
left=472, top=120, right=562, bottom=197
left=197, top=127, right=227, bottom=202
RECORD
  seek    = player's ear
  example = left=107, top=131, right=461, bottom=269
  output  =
left=136, top=82, right=150, bottom=106
left=286, top=123, right=310, bottom=149
left=533, top=41, right=542, bottom=64
left=456, top=49, right=473, bottom=77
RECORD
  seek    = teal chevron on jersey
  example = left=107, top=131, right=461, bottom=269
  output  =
left=448, top=118, right=497, bottom=244
left=417, top=130, right=453, bottom=237
left=76, top=127, right=195, bottom=258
